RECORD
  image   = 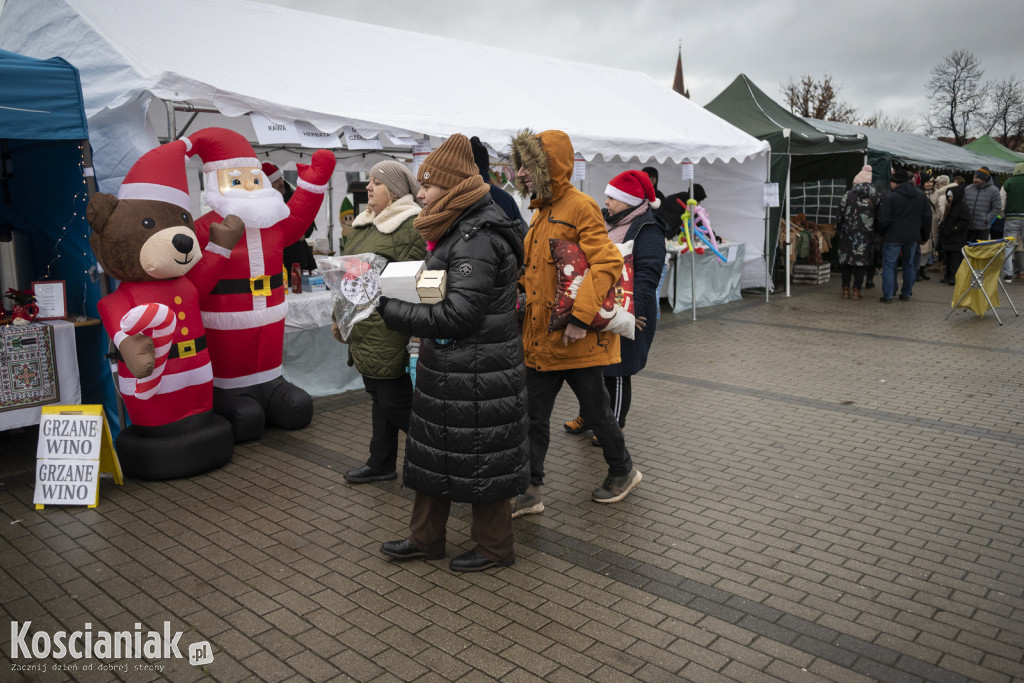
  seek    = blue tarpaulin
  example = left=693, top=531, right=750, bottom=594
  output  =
left=0, top=49, right=119, bottom=434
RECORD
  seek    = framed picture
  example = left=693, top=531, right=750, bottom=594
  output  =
left=32, top=280, right=67, bottom=320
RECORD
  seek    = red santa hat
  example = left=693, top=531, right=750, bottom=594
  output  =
left=183, top=127, right=260, bottom=174
left=261, top=162, right=283, bottom=184
left=605, top=170, right=661, bottom=209
left=117, top=139, right=192, bottom=210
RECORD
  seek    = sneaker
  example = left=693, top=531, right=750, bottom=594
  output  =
left=592, top=467, right=642, bottom=503
left=563, top=415, right=588, bottom=434
left=511, top=485, right=544, bottom=518
left=898, top=294, right=911, bottom=301
left=879, top=296, right=892, bottom=303
left=1002, top=275, right=1013, bottom=283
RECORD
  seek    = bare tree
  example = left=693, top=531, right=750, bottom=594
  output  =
left=859, top=111, right=921, bottom=134
left=925, top=49, right=989, bottom=146
left=983, top=75, right=1024, bottom=151
left=782, top=74, right=857, bottom=122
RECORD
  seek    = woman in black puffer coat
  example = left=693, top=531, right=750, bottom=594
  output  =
left=377, top=134, right=528, bottom=573
left=939, top=184, right=971, bottom=284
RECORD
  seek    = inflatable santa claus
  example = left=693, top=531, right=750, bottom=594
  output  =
left=185, top=127, right=336, bottom=442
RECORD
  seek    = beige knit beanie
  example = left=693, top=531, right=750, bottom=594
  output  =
left=417, top=134, right=477, bottom=189
left=370, top=160, right=420, bottom=199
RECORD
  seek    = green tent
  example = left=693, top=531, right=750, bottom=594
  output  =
left=811, top=120, right=1017, bottom=187
left=964, top=134, right=1024, bottom=164
left=705, top=75, right=867, bottom=289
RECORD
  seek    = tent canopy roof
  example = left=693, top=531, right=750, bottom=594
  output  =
left=809, top=119, right=1017, bottom=175
left=0, top=49, right=88, bottom=140
left=963, top=134, right=1024, bottom=164
left=704, top=74, right=866, bottom=157
left=0, top=0, right=767, bottom=166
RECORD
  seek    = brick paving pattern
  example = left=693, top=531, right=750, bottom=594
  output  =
left=2, top=277, right=1023, bottom=682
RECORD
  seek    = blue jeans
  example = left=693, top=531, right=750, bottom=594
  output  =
left=881, top=241, right=917, bottom=299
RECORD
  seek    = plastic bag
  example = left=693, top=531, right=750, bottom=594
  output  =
left=319, top=253, right=389, bottom=340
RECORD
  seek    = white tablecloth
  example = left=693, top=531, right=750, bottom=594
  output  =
left=663, top=242, right=745, bottom=313
left=282, top=290, right=363, bottom=398
left=0, top=320, right=82, bottom=431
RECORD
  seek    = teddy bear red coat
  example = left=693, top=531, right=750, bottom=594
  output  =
left=99, top=258, right=228, bottom=427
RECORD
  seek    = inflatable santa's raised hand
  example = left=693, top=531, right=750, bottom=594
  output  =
left=186, top=127, right=337, bottom=442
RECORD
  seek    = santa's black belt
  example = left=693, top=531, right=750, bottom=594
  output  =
left=108, top=335, right=207, bottom=362
left=210, top=272, right=284, bottom=296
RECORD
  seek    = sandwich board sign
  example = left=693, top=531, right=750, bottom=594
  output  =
left=33, top=405, right=122, bottom=509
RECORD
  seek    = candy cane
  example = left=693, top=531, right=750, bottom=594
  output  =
left=120, top=303, right=176, bottom=399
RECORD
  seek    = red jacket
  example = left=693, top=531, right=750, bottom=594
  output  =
left=193, top=184, right=326, bottom=388
left=99, top=256, right=226, bottom=426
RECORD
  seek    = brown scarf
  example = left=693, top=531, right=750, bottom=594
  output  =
left=413, top=175, right=490, bottom=243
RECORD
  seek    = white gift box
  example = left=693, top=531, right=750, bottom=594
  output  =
left=380, top=260, right=425, bottom=303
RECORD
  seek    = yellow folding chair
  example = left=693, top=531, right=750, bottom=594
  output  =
left=946, top=238, right=1019, bottom=325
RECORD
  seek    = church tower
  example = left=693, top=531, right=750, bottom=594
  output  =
left=672, top=45, right=690, bottom=98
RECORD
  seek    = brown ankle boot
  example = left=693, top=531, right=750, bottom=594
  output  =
left=842, top=286, right=850, bottom=299
left=852, top=287, right=862, bottom=300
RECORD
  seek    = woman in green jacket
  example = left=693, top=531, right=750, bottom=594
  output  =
left=334, top=160, right=426, bottom=483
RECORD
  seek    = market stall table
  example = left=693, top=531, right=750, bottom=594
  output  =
left=283, top=290, right=363, bottom=398
left=662, top=242, right=745, bottom=313
left=0, top=319, right=82, bottom=430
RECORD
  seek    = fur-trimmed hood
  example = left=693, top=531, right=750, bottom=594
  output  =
left=509, top=129, right=575, bottom=208
left=352, top=194, right=421, bottom=234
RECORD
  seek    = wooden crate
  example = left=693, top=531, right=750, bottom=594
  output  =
left=792, top=262, right=831, bottom=285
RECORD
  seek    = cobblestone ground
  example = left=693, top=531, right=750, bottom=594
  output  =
left=2, top=276, right=1023, bottom=682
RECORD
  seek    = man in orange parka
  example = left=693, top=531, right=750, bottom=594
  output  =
left=509, top=129, right=642, bottom=516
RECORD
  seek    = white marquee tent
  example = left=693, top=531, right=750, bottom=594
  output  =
left=0, top=0, right=773, bottom=288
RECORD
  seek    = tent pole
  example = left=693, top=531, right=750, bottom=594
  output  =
left=326, top=173, right=335, bottom=254
left=689, top=179, right=696, bottom=321
left=764, top=151, right=770, bottom=302
left=785, top=145, right=792, bottom=297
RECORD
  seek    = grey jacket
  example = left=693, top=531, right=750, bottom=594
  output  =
left=963, top=179, right=1001, bottom=233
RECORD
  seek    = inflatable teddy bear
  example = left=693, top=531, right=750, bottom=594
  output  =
left=87, top=139, right=244, bottom=479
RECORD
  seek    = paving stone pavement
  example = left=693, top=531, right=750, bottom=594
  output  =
left=2, top=275, right=1023, bottom=682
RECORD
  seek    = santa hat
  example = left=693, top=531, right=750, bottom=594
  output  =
left=117, top=139, right=191, bottom=211
left=605, top=170, right=660, bottom=209
left=183, top=127, right=260, bottom=174
left=261, top=162, right=283, bottom=184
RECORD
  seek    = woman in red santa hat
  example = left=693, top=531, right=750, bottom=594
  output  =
left=185, top=127, right=336, bottom=442
left=563, top=170, right=667, bottom=444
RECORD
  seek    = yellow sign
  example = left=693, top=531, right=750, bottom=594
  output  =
left=33, top=405, right=122, bottom=509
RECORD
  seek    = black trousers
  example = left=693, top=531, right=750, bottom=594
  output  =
left=526, top=365, right=633, bottom=487
left=409, top=492, right=514, bottom=563
left=604, top=375, right=630, bottom=428
left=361, top=374, right=412, bottom=472
left=944, top=250, right=964, bottom=282
left=840, top=265, right=867, bottom=288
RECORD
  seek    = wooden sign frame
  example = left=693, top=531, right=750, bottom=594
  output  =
left=32, top=280, right=67, bottom=320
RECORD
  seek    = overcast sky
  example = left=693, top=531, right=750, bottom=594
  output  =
left=261, top=0, right=1022, bottom=132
